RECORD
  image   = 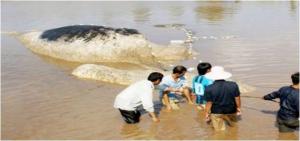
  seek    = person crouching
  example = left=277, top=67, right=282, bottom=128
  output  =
left=263, top=72, right=299, bottom=132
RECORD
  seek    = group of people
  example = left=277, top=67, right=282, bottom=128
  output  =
left=114, top=62, right=299, bottom=132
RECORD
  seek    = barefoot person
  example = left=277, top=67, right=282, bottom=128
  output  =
left=192, top=62, right=213, bottom=110
left=114, top=72, right=163, bottom=124
left=263, top=72, right=299, bottom=132
left=159, top=65, right=194, bottom=110
left=204, top=66, right=241, bottom=131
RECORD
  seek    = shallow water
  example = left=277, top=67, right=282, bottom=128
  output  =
left=1, top=1, right=299, bottom=140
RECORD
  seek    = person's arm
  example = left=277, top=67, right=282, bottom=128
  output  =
left=263, top=88, right=281, bottom=100
left=235, top=96, right=241, bottom=115
left=178, top=78, right=189, bottom=93
left=191, top=76, right=196, bottom=94
left=140, top=84, right=158, bottom=122
left=205, top=101, right=212, bottom=120
left=165, top=87, right=179, bottom=92
left=181, top=77, right=188, bottom=88
left=234, top=83, right=241, bottom=115
left=295, top=94, right=299, bottom=114
left=160, top=82, right=179, bottom=93
left=204, top=88, right=212, bottom=121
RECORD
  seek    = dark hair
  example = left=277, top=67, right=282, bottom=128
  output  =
left=173, top=65, right=187, bottom=74
left=197, top=62, right=212, bottom=75
left=291, top=72, right=299, bottom=85
left=148, top=72, right=164, bottom=82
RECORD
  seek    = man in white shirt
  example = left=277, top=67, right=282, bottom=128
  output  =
left=114, top=72, right=163, bottom=124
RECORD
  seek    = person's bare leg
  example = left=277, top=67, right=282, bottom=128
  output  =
left=183, top=87, right=194, bottom=104
left=191, top=94, right=196, bottom=103
left=162, top=91, right=172, bottom=110
left=197, top=105, right=205, bottom=110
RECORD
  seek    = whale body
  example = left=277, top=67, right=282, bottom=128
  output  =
left=18, top=25, right=192, bottom=67
left=72, top=64, right=256, bottom=93
left=13, top=25, right=255, bottom=93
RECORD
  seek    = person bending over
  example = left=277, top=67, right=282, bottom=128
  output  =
left=114, top=72, right=164, bottom=124
left=263, top=72, right=299, bottom=132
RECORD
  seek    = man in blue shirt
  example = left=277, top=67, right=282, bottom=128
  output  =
left=159, top=65, right=194, bottom=110
left=263, top=72, right=299, bottom=132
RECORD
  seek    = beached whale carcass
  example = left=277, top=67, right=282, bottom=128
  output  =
left=71, top=64, right=256, bottom=93
left=15, top=25, right=255, bottom=93
left=18, top=25, right=192, bottom=67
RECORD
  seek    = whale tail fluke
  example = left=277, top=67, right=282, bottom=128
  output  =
left=1, top=31, right=21, bottom=36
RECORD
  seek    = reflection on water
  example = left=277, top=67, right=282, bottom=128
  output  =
left=120, top=124, right=156, bottom=140
left=168, top=5, right=185, bottom=18
left=36, top=54, right=82, bottom=71
left=2, top=1, right=299, bottom=140
left=289, top=1, right=298, bottom=14
left=277, top=132, right=299, bottom=140
left=132, top=7, right=151, bottom=23
left=208, top=126, right=239, bottom=140
left=194, top=1, right=239, bottom=22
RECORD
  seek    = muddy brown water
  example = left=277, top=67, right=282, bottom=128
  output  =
left=2, top=1, right=299, bottom=139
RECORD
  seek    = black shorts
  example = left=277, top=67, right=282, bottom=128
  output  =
left=119, top=109, right=141, bottom=124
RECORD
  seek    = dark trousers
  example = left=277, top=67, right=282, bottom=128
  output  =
left=119, top=109, right=141, bottom=124
left=277, top=117, right=299, bottom=132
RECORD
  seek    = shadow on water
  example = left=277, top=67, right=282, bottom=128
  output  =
left=261, top=110, right=277, bottom=115
left=243, top=105, right=277, bottom=116
left=34, top=52, right=151, bottom=73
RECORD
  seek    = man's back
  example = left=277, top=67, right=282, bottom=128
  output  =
left=114, top=80, right=154, bottom=112
left=205, top=80, right=240, bottom=114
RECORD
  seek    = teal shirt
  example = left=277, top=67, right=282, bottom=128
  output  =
left=192, top=75, right=213, bottom=95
